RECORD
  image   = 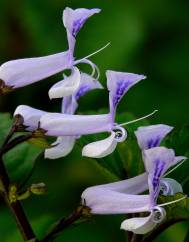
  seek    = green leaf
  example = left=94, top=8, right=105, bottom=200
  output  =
left=0, top=113, right=43, bottom=183
left=165, top=125, right=189, bottom=156
left=0, top=113, right=13, bottom=146
left=184, top=228, right=189, bottom=242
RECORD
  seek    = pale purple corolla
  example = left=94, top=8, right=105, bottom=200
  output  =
left=81, top=124, right=187, bottom=234
left=117, top=125, right=186, bottom=234
left=45, top=72, right=103, bottom=159
left=40, top=70, right=149, bottom=158
left=14, top=72, right=103, bottom=159
left=0, top=7, right=102, bottom=93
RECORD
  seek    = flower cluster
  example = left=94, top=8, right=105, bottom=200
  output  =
left=0, top=7, right=187, bottom=235
left=82, top=124, right=186, bottom=234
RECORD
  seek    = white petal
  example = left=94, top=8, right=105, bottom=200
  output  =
left=82, top=132, right=117, bottom=158
left=160, top=178, right=183, bottom=195
left=48, top=67, right=80, bottom=99
left=121, top=214, right=156, bottom=234
left=45, top=136, right=75, bottom=159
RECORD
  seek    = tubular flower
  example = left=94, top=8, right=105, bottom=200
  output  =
left=0, top=7, right=101, bottom=93
left=121, top=147, right=186, bottom=234
left=45, top=72, right=103, bottom=159
left=40, top=70, right=146, bottom=158
left=14, top=72, right=103, bottom=158
left=121, top=125, right=187, bottom=233
left=81, top=125, right=187, bottom=234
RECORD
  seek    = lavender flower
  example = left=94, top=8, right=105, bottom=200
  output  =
left=45, top=72, right=103, bottom=159
left=40, top=70, right=147, bottom=158
left=0, top=7, right=101, bottom=93
left=81, top=125, right=187, bottom=234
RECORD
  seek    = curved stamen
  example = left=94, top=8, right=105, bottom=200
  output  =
left=164, top=158, right=187, bottom=177
left=158, top=195, right=187, bottom=207
left=119, top=110, right=158, bottom=127
left=113, top=126, right=127, bottom=142
left=159, top=181, right=172, bottom=195
left=76, top=58, right=100, bottom=80
left=152, top=206, right=166, bottom=223
left=74, top=42, right=111, bottom=65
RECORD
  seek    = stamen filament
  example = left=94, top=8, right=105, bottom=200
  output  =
left=120, top=109, right=158, bottom=127
left=164, top=158, right=187, bottom=177
left=76, top=59, right=100, bottom=80
left=158, top=195, right=187, bottom=207
left=74, top=42, right=111, bottom=64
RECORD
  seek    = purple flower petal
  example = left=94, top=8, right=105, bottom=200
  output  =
left=143, top=147, right=175, bottom=206
left=85, top=172, right=148, bottom=194
left=0, top=51, right=72, bottom=89
left=63, top=7, right=101, bottom=52
left=106, top=70, right=145, bottom=120
left=40, top=113, right=112, bottom=136
left=135, top=124, right=173, bottom=150
left=62, top=72, right=103, bottom=114
left=82, top=187, right=150, bottom=214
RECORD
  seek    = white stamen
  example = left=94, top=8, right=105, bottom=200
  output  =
left=74, top=42, right=111, bottom=64
left=158, top=195, right=187, bottom=207
left=164, top=159, right=187, bottom=177
left=76, top=59, right=100, bottom=80
left=119, top=109, right=158, bottom=127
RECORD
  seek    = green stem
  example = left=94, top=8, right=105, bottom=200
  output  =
left=0, top=156, right=37, bottom=241
left=40, top=206, right=90, bottom=242
left=130, top=234, right=143, bottom=242
left=0, top=133, right=32, bottom=155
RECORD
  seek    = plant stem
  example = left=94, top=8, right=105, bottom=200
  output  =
left=130, top=234, right=143, bottom=242
left=0, top=133, right=33, bottom=155
left=0, top=157, right=38, bottom=241
left=41, top=206, right=90, bottom=242
left=142, top=218, right=188, bottom=242
left=1, top=115, right=24, bottom=148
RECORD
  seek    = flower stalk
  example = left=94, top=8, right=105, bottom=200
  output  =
left=0, top=156, right=38, bottom=241
left=40, top=205, right=91, bottom=242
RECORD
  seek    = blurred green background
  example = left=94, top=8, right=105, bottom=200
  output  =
left=0, top=0, right=189, bottom=241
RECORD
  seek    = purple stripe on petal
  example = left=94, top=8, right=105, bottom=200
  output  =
left=113, top=80, right=132, bottom=108
left=152, top=160, right=165, bottom=201
left=135, top=125, right=173, bottom=150
left=147, top=137, right=160, bottom=149
left=72, top=18, right=86, bottom=37
left=75, top=85, right=90, bottom=100
left=106, top=71, right=145, bottom=120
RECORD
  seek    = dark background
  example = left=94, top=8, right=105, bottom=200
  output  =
left=0, top=0, right=189, bottom=241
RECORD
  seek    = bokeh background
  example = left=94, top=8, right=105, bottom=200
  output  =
left=0, top=0, right=189, bottom=241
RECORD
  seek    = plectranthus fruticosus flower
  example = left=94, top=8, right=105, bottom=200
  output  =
left=39, top=70, right=156, bottom=158
left=0, top=7, right=103, bottom=94
left=14, top=72, right=103, bottom=159
left=81, top=124, right=187, bottom=234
